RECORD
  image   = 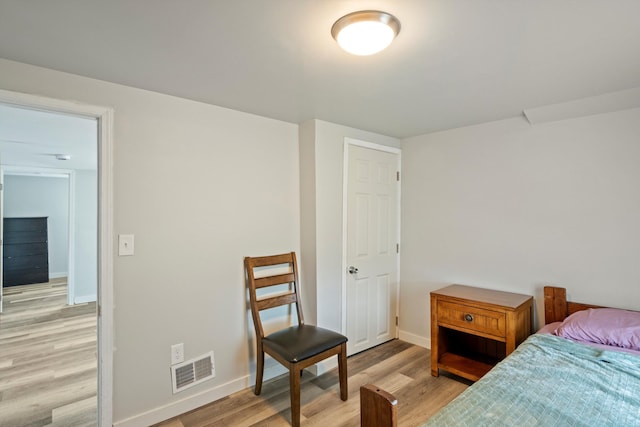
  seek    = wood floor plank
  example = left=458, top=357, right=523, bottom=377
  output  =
left=49, top=395, right=97, bottom=427
left=0, top=280, right=97, bottom=427
left=154, top=340, right=469, bottom=426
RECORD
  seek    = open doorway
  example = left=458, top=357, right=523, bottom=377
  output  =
left=0, top=92, right=113, bottom=426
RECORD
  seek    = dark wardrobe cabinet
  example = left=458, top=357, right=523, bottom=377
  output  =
left=3, top=217, right=49, bottom=287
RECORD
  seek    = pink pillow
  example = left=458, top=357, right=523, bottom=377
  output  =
left=554, top=308, right=640, bottom=351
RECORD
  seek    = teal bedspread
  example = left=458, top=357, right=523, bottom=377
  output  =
left=423, top=334, right=640, bottom=426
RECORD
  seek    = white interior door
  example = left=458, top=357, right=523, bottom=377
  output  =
left=345, top=142, right=400, bottom=355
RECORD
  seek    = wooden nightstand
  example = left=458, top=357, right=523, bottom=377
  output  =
left=430, top=285, right=533, bottom=382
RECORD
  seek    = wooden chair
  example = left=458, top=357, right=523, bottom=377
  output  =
left=245, top=252, right=348, bottom=427
left=360, top=384, right=398, bottom=427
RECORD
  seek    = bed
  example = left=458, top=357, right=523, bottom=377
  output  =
left=362, top=286, right=640, bottom=426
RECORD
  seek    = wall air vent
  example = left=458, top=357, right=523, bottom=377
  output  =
left=171, top=351, right=215, bottom=394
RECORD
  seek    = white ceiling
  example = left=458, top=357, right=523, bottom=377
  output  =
left=1, top=1, right=640, bottom=138
left=0, top=104, right=97, bottom=171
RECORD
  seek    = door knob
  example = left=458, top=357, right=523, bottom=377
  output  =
left=348, top=266, right=359, bottom=274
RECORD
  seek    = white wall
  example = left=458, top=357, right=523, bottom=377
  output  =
left=400, top=108, right=640, bottom=347
left=298, top=120, right=318, bottom=325
left=73, top=169, right=97, bottom=303
left=299, top=120, right=400, bottom=338
left=3, top=174, right=69, bottom=277
left=0, top=58, right=299, bottom=425
left=11, top=51, right=639, bottom=425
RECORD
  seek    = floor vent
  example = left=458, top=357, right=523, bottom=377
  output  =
left=171, top=351, right=215, bottom=394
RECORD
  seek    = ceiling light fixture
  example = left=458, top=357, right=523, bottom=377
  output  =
left=331, top=10, right=401, bottom=56
left=55, top=154, right=71, bottom=160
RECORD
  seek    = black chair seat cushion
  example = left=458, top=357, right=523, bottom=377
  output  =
left=263, top=324, right=347, bottom=363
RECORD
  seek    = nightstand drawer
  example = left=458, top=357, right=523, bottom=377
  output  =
left=437, top=300, right=506, bottom=338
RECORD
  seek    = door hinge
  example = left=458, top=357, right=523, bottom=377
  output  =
left=0, top=183, right=3, bottom=190
left=396, top=171, right=400, bottom=181
left=97, top=304, right=101, bottom=317
left=395, top=316, right=399, bottom=326
left=396, top=243, right=399, bottom=253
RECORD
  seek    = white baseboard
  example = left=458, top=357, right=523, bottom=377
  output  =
left=113, top=375, right=250, bottom=427
left=113, top=358, right=317, bottom=427
left=74, top=294, right=97, bottom=304
left=252, top=357, right=320, bottom=382
left=399, top=330, right=430, bottom=349
left=49, top=272, right=67, bottom=279
left=315, top=358, right=337, bottom=376
left=263, top=361, right=288, bottom=382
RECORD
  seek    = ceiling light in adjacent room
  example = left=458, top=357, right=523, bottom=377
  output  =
left=331, top=10, right=401, bottom=56
left=55, top=154, right=71, bottom=160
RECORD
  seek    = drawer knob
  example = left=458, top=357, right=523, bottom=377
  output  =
left=464, top=313, right=474, bottom=322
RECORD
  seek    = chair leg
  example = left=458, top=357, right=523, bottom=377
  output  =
left=289, top=366, right=302, bottom=427
left=255, top=348, right=264, bottom=395
left=338, top=343, right=348, bottom=401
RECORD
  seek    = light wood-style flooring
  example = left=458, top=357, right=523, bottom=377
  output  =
left=154, top=340, right=470, bottom=427
left=0, top=279, right=97, bottom=427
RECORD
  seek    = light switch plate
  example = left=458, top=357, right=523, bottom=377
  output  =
left=118, top=234, right=135, bottom=256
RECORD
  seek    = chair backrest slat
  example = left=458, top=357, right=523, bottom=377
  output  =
left=255, top=273, right=295, bottom=289
left=250, top=253, right=293, bottom=267
left=256, top=292, right=297, bottom=310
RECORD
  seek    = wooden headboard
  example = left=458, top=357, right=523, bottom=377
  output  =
left=543, top=286, right=605, bottom=324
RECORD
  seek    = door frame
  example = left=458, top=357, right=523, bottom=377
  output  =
left=0, top=88, right=114, bottom=426
left=341, top=137, right=401, bottom=338
left=1, top=166, right=77, bottom=305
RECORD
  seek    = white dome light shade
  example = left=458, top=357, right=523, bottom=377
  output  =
left=332, top=11, right=401, bottom=56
